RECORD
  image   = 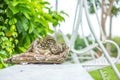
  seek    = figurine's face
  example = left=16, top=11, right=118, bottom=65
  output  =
left=34, top=36, right=67, bottom=55
left=37, top=36, right=56, bottom=50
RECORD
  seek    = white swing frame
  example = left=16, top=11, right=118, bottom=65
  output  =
left=55, top=0, right=120, bottom=79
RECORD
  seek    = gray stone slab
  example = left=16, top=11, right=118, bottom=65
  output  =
left=0, top=64, right=94, bottom=80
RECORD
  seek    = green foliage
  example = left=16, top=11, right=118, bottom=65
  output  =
left=87, top=0, right=120, bottom=16
left=110, top=36, right=120, bottom=57
left=55, top=33, right=66, bottom=43
left=0, top=0, right=66, bottom=68
left=112, top=5, right=120, bottom=16
left=74, top=35, right=92, bottom=50
left=75, top=37, right=86, bottom=50
left=89, top=64, right=120, bottom=80
left=87, top=0, right=101, bottom=14
left=112, top=37, right=120, bottom=46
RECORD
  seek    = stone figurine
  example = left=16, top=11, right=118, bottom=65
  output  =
left=4, top=36, right=69, bottom=64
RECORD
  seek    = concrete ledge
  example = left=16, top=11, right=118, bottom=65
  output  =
left=0, top=64, right=94, bottom=80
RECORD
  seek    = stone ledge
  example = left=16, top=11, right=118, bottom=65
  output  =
left=0, top=64, right=94, bottom=80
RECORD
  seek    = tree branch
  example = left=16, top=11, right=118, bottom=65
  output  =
left=105, top=0, right=114, bottom=21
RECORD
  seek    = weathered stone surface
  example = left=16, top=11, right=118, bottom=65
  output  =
left=0, top=64, right=94, bottom=80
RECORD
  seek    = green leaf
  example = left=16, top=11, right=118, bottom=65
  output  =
left=6, top=8, right=13, bottom=18
left=45, top=27, right=54, bottom=34
left=0, top=51, right=8, bottom=58
left=60, top=11, right=69, bottom=16
left=29, top=23, right=34, bottom=33
left=20, top=16, right=29, bottom=31
left=43, top=13, right=57, bottom=23
left=5, top=31, right=13, bottom=37
left=16, top=20, right=23, bottom=33
left=0, top=50, right=6, bottom=55
left=35, top=17, right=49, bottom=27
left=18, top=47, right=26, bottom=52
left=12, top=32, right=18, bottom=38
left=33, top=29, right=42, bottom=38
left=18, top=4, right=31, bottom=13
left=52, top=20, right=58, bottom=26
left=15, top=39, right=19, bottom=44
left=0, top=16, right=4, bottom=22
left=23, top=12, right=31, bottom=20
left=1, top=36, right=8, bottom=41
left=8, top=4, right=19, bottom=14
left=40, top=1, right=50, bottom=5
left=12, top=1, right=20, bottom=6
left=0, top=9, right=4, bottom=14
left=10, top=25, right=16, bottom=31
left=0, top=57, right=8, bottom=68
left=24, top=35, right=31, bottom=48
left=0, top=32, right=4, bottom=36
left=9, top=18, right=17, bottom=25
left=44, top=13, right=53, bottom=21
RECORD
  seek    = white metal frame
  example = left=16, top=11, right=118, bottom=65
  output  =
left=55, top=0, right=120, bottom=79
left=84, top=0, right=120, bottom=79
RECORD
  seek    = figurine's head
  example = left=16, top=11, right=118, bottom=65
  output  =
left=37, top=36, right=56, bottom=50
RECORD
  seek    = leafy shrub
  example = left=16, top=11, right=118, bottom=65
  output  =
left=0, top=0, right=66, bottom=68
left=111, top=36, right=120, bottom=57
left=74, top=36, right=92, bottom=50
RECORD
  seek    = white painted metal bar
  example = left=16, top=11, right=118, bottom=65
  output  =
left=70, top=0, right=83, bottom=63
left=72, top=0, right=80, bottom=32
left=70, top=0, right=83, bottom=49
left=80, top=13, right=96, bottom=59
left=55, top=0, right=58, bottom=11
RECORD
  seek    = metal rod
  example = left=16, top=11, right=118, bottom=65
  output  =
left=55, top=0, right=58, bottom=11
